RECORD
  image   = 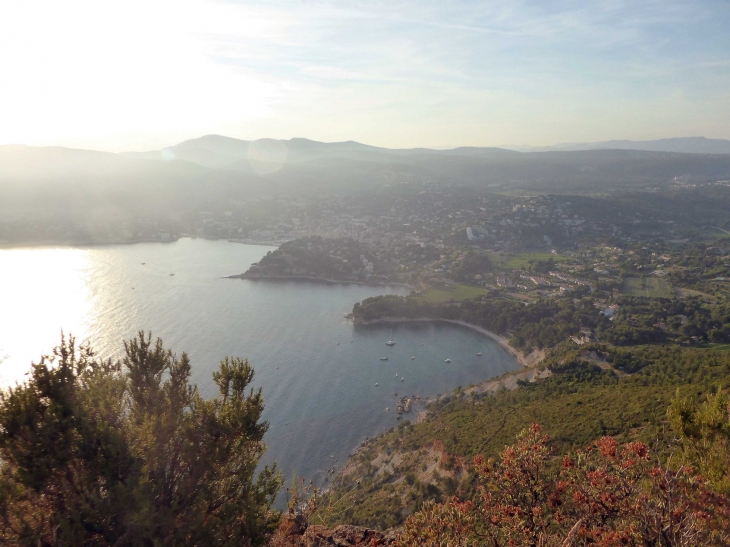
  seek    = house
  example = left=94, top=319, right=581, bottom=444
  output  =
left=601, top=306, right=616, bottom=318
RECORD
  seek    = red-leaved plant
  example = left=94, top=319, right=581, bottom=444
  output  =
left=396, top=425, right=730, bottom=547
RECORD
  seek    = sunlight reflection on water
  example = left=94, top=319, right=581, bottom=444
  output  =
left=0, top=247, right=93, bottom=385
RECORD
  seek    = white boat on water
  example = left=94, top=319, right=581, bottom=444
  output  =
left=386, top=328, right=396, bottom=346
left=444, top=358, right=452, bottom=363
left=477, top=352, right=483, bottom=356
left=411, top=356, right=416, bottom=360
left=380, top=357, right=388, bottom=361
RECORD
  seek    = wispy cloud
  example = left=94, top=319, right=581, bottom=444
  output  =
left=0, top=0, right=728, bottom=149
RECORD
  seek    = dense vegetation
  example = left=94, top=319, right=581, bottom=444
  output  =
left=0, top=334, right=282, bottom=547
left=396, top=425, right=730, bottom=547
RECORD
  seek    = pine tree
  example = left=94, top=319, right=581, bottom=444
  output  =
left=0, top=332, right=282, bottom=546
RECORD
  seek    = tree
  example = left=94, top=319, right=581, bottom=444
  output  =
left=0, top=332, right=282, bottom=546
left=396, top=425, right=730, bottom=547
left=668, top=389, right=730, bottom=495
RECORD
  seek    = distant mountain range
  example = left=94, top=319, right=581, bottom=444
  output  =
left=122, top=134, right=519, bottom=170
left=124, top=136, right=730, bottom=170
left=2, top=135, right=730, bottom=221
left=512, top=136, right=730, bottom=155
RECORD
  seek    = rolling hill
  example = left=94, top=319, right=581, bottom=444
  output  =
left=2, top=137, right=730, bottom=223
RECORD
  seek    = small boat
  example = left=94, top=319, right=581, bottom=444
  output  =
left=477, top=352, right=483, bottom=356
left=386, top=328, right=396, bottom=346
left=169, top=273, right=175, bottom=276
left=380, top=357, right=388, bottom=361
left=375, top=382, right=379, bottom=386
left=401, top=377, right=404, bottom=381
left=395, top=373, right=398, bottom=377
left=141, top=262, right=146, bottom=265
left=444, top=358, right=452, bottom=363
left=385, top=407, right=390, bottom=412
left=411, top=356, right=416, bottom=360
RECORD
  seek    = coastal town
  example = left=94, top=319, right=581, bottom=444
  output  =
left=3, top=182, right=729, bottom=250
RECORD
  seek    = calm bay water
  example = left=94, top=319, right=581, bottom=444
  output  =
left=0, top=238, right=518, bottom=489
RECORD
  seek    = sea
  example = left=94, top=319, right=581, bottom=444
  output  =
left=0, top=238, right=519, bottom=492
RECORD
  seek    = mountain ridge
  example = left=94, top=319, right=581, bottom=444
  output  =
left=122, top=135, right=519, bottom=169
left=2, top=139, right=730, bottom=221
left=513, top=136, right=730, bottom=155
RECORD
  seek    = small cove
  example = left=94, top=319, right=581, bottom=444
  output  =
left=0, top=238, right=520, bottom=490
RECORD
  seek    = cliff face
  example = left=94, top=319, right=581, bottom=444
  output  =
left=269, top=516, right=398, bottom=547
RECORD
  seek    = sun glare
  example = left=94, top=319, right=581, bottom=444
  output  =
left=0, top=248, right=92, bottom=386
left=0, top=0, right=282, bottom=150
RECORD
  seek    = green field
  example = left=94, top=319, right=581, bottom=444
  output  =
left=490, top=251, right=568, bottom=271
left=674, top=286, right=717, bottom=301
left=700, top=343, right=730, bottom=352
left=413, top=284, right=491, bottom=303
left=622, top=276, right=674, bottom=298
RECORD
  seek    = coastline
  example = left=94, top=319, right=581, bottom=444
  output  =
left=0, top=237, right=185, bottom=250
left=353, top=317, right=541, bottom=368
left=0, top=236, right=283, bottom=251
left=226, top=274, right=414, bottom=291
left=227, top=238, right=289, bottom=247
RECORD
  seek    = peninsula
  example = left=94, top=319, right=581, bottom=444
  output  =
left=227, top=236, right=429, bottom=287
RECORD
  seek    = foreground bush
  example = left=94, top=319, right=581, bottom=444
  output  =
left=0, top=333, right=282, bottom=546
left=397, top=425, right=730, bottom=547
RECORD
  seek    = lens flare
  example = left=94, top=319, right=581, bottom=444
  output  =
left=247, top=139, right=288, bottom=174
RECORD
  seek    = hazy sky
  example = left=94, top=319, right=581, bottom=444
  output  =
left=1, top=0, right=729, bottom=151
